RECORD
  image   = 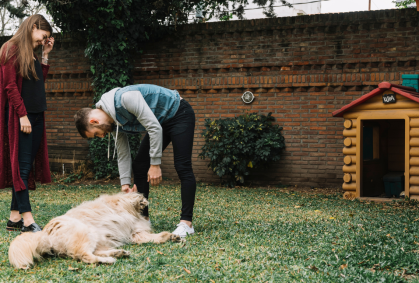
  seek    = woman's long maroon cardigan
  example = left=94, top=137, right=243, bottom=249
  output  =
left=0, top=53, right=51, bottom=191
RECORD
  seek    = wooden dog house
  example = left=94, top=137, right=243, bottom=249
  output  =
left=333, top=82, right=419, bottom=200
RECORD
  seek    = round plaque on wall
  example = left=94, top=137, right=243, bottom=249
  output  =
left=242, top=91, right=255, bottom=104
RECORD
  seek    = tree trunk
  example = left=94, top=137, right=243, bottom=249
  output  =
left=18, top=0, right=23, bottom=25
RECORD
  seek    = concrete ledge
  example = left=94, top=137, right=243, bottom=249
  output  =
left=359, top=197, right=404, bottom=203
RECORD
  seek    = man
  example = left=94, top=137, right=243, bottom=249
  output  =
left=74, top=84, right=196, bottom=238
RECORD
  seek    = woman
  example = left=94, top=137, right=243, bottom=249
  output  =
left=0, top=14, right=55, bottom=233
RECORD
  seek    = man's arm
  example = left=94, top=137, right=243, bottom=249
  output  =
left=121, top=91, right=163, bottom=164
left=112, top=130, right=132, bottom=187
left=121, top=91, right=163, bottom=186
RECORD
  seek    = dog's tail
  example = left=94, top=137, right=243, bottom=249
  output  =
left=8, top=231, right=50, bottom=269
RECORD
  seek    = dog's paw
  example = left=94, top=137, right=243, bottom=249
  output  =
left=18, top=265, right=30, bottom=270
left=98, top=256, right=117, bottom=264
left=170, top=234, right=182, bottom=242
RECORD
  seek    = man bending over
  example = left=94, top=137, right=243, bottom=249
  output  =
left=74, top=84, right=196, bottom=238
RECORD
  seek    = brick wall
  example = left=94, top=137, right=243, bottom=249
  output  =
left=42, top=33, right=93, bottom=172
left=4, top=8, right=419, bottom=186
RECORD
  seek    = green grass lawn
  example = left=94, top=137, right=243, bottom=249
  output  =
left=1, top=184, right=419, bottom=282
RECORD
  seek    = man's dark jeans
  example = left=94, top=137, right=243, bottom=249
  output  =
left=133, top=99, right=196, bottom=222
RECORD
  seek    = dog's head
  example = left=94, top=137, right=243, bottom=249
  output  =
left=101, top=192, right=149, bottom=217
left=131, top=193, right=149, bottom=213
left=116, top=192, right=149, bottom=214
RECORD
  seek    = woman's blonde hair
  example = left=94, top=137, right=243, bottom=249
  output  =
left=0, top=14, right=52, bottom=80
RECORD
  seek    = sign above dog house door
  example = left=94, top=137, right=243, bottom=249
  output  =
left=383, top=91, right=396, bottom=104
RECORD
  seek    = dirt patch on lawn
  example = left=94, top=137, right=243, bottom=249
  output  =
left=277, top=186, right=342, bottom=195
left=48, top=175, right=343, bottom=196
left=236, top=185, right=343, bottom=195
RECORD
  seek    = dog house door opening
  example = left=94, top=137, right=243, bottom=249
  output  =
left=361, top=119, right=405, bottom=197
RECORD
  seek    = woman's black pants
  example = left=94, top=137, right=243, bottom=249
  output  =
left=8, top=112, right=44, bottom=213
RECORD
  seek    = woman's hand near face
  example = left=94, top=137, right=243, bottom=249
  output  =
left=42, top=36, right=54, bottom=54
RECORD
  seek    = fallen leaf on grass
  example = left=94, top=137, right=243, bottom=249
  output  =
left=308, top=265, right=318, bottom=271
left=294, top=206, right=301, bottom=208
left=147, top=257, right=150, bottom=263
left=210, top=280, right=215, bottom=283
left=329, top=217, right=335, bottom=220
left=183, top=267, right=191, bottom=274
left=239, top=243, right=245, bottom=247
left=157, top=250, right=165, bottom=255
left=340, top=264, right=348, bottom=270
left=68, top=266, right=79, bottom=271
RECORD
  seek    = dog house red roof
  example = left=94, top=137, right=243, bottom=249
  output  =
left=332, top=82, right=419, bottom=117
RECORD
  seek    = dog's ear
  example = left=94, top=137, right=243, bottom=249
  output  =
left=133, top=195, right=149, bottom=212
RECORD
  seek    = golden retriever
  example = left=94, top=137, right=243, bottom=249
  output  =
left=8, top=192, right=181, bottom=269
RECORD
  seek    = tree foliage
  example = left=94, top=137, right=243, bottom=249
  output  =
left=393, top=0, right=416, bottom=8
left=0, top=0, right=28, bottom=19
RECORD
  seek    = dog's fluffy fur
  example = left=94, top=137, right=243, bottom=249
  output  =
left=8, top=192, right=181, bottom=269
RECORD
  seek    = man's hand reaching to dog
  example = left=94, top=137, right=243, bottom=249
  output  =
left=121, top=165, right=161, bottom=193
left=148, top=165, right=162, bottom=186
left=122, top=184, right=137, bottom=193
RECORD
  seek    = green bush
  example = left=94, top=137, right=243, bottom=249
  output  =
left=199, top=112, right=285, bottom=187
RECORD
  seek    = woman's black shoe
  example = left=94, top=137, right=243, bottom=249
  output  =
left=21, top=223, right=42, bottom=233
left=6, top=219, right=23, bottom=231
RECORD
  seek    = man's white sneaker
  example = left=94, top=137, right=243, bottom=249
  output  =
left=172, top=222, right=194, bottom=238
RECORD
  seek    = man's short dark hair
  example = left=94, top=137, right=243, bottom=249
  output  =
left=74, top=108, right=93, bottom=138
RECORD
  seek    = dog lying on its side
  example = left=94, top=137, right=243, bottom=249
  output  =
left=8, top=192, right=181, bottom=269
